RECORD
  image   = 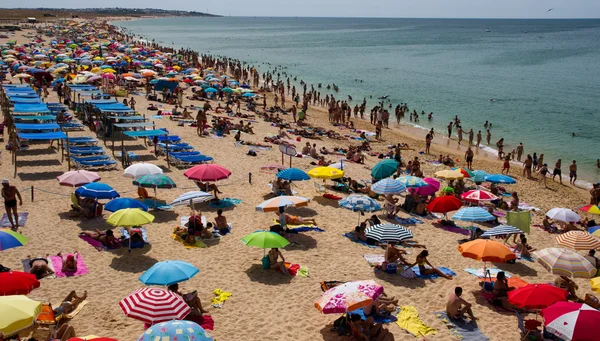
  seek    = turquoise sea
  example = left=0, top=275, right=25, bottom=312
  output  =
left=116, top=17, right=600, bottom=183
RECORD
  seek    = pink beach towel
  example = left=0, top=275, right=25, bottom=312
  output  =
left=79, top=235, right=106, bottom=251
left=48, top=254, right=89, bottom=277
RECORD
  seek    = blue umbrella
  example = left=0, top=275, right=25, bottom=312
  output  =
left=242, top=93, right=255, bottom=97
left=481, top=225, right=523, bottom=238
left=452, top=207, right=495, bottom=222
left=204, top=87, right=217, bottom=93
left=484, top=174, right=516, bottom=184
left=139, top=260, right=199, bottom=285
left=371, top=178, right=406, bottom=195
left=105, top=198, right=149, bottom=212
left=469, top=170, right=489, bottom=184
left=339, top=195, right=381, bottom=224
left=75, top=182, right=119, bottom=200
left=276, top=168, right=310, bottom=181
left=137, top=320, right=213, bottom=341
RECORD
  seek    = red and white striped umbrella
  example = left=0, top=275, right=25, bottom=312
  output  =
left=542, top=302, right=600, bottom=341
left=461, top=190, right=498, bottom=202
left=119, top=288, right=190, bottom=324
left=556, top=231, right=600, bottom=251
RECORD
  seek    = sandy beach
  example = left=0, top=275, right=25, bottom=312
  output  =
left=0, top=20, right=598, bottom=341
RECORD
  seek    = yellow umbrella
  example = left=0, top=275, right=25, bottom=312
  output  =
left=90, top=67, right=101, bottom=74
left=0, top=295, right=42, bottom=337
left=592, top=277, right=600, bottom=292
left=102, top=68, right=116, bottom=73
left=308, top=166, right=344, bottom=180
left=14, top=73, right=32, bottom=79
left=107, top=208, right=154, bottom=227
left=434, top=169, right=464, bottom=180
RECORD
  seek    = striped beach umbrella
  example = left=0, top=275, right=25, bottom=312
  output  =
left=484, top=174, right=516, bottom=184
left=338, top=195, right=381, bottom=213
left=542, top=302, right=600, bottom=341
left=119, top=288, right=191, bottom=325
left=371, top=178, right=406, bottom=195
left=256, top=196, right=310, bottom=212
left=170, top=191, right=214, bottom=207
left=452, top=207, right=495, bottom=222
left=315, top=280, right=384, bottom=314
left=556, top=231, right=600, bottom=250
left=532, top=248, right=596, bottom=278
left=481, top=225, right=523, bottom=238
left=0, top=229, right=28, bottom=251
left=546, top=208, right=581, bottom=223
left=365, top=224, right=413, bottom=243
left=397, top=176, right=428, bottom=188
left=461, top=190, right=498, bottom=202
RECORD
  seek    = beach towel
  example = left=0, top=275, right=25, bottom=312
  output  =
left=509, top=246, right=534, bottom=262
left=120, top=228, right=149, bottom=244
left=464, top=268, right=511, bottom=278
left=434, top=311, right=489, bottom=341
left=48, top=254, right=89, bottom=278
left=518, top=203, right=541, bottom=212
left=481, top=276, right=529, bottom=290
left=437, top=224, right=471, bottom=236
left=172, top=234, right=207, bottom=248
left=0, top=212, right=29, bottom=227
left=272, top=219, right=317, bottom=228
left=353, top=308, right=397, bottom=324
left=507, top=211, right=531, bottom=234
left=211, top=289, right=232, bottom=308
left=184, top=314, right=214, bottom=331
left=395, top=306, right=437, bottom=337
left=394, top=216, right=424, bottom=225
left=79, top=234, right=110, bottom=251
left=22, top=258, right=56, bottom=279
left=208, top=198, right=242, bottom=209
left=363, top=254, right=385, bottom=267
left=138, top=198, right=174, bottom=211
left=64, top=300, right=88, bottom=319
left=287, top=226, right=325, bottom=233
left=410, top=266, right=456, bottom=279
left=343, top=232, right=377, bottom=248
left=276, top=262, right=309, bottom=277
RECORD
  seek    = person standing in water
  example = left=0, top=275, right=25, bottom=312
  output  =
left=476, top=130, right=482, bottom=147
left=486, top=129, right=491, bottom=145
left=447, top=122, right=453, bottom=138
left=516, top=143, right=524, bottom=162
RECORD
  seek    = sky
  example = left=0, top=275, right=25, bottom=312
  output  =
left=3, top=0, right=600, bottom=18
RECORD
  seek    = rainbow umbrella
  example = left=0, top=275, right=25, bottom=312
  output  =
left=532, top=248, right=596, bottom=278
left=452, top=167, right=474, bottom=178
left=579, top=205, right=600, bottom=215
left=0, top=229, right=28, bottom=251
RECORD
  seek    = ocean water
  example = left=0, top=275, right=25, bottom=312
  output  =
left=116, top=17, right=600, bottom=182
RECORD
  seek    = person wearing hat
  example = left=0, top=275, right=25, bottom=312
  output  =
left=58, top=251, right=79, bottom=273
left=1, top=179, right=22, bottom=231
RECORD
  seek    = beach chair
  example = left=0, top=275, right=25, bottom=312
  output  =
left=171, top=154, right=214, bottom=167
left=515, top=311, right=544, bottom=341
left=68, top=137, right=98, bottom=146
left=36, top=302, right=63, bottom=328
left=313, top=181, right=326, bottom=194
left=60, top=122, right=85, bottom=131
left=77, top=159, right=117, bottom=170
left=170, top=151, right=201, bottom=157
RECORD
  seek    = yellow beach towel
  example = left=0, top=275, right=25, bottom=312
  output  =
left=396, top=305, right=437, bottom=337
left=171, top=234, right=207, bottom=249
left=211, top=289, right=232, bottom=308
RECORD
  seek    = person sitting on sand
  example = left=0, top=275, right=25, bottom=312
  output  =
left=354, top=223, right=368, bottom=242
left=408, top=250, right=453, bottom=280
left=168, top=283, right=208, bottom=316
left=490, top=272, right=520, bottom=310
left=554, top=276, right=582, bottom=302
left=214, top=209, right=229, bottom=235
left=301, top=142, right=311, bottom=155
left=348, top=314, right=394, bottom=341
left=28, top=255, right=54, bottom=279
left=365, top=215, right=382, bottom=227
left=79, top=229, right=119, bottom=248
left=53, top=291, right=87, bottom=316
left=543, top=216, right=557, bottom=233
left=195, top=181, right=222, bottom=200
left=510, top=192, right=520, bottom=211
left=58, top=252, right=78, bottom=273
left=268, top=248, right=288, bottom=273
left=447, top=287, right=477, bottom=321
left=363, top=291, right=398, bottom=317
left=275, top=212, right=317, bottom=225
left=385, top=242, right=409, bottom=266
left=515, top=237, right=534, bottom=258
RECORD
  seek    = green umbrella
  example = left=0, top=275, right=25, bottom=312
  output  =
left=371, top=159, right=399, bottom=180
left=442, top=186, right=455, bottom=195
left=222, top=87, right=234, bottom=93
left=133, top=174, right=176, bottom=209
left=241, top=231, right=289, bottom=255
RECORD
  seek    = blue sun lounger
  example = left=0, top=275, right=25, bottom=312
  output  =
left=170, top=154, right=214, bottom=166
left=76, top=159, right=117, bottom=170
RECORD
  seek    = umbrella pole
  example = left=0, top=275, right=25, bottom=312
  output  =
left=357, top=211, right=361, bottom=225
left=154, top=188, right=157, bottom=209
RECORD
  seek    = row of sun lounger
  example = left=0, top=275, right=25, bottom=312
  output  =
left=68, top=145, right=117, bottom=170
left=150, top=133, right=214, bottom=167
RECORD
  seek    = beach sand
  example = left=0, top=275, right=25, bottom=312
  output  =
left=0, top=23, right=596, bottom=341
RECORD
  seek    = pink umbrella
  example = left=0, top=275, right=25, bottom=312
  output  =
left=461, top=190, right=498, bottom=203
left=315, top=280, right=384, bottom=314
left=119, top=288, right=191, bottom=325
left=409, top=177, right=440, bottom=196
left=102, top=73, right=115, bottom=80
left=56, top=170, right=101, bottom=187
left=87, top=75, right=101, bottom=82
left=542, top=302, right=599, bottom=341
left=184, top=164, right=231, bottom=182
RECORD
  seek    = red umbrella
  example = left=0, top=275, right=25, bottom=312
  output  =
left=461, top=190, right=498, bottom=203
left=542, top=302, right=599, bottom=341
left=507, top=284, right=568, bottom=309
left=0, top=271, right=40, bottom=295
left=119, top=288, right=191, bottom=325
left=184, top=164, right=231, bottom=182
left=427, top=195, right=462, bottom=214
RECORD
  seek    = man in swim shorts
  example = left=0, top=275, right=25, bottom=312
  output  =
left=1, top=179, right=23, bottom=231
left=569, top=160, right=577, bottom=185
left=446, top=287, right=477, bottom=321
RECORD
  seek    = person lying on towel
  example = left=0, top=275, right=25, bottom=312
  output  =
left=54, top=291, right=87, bottom=316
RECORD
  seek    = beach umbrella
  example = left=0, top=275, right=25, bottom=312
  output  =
left=409, top=177, right=440, bottom=196
left=307, top=166, right=344, bottom=180
left=124, top=163, right=163, bottom=179
left=256, top=196, right=310, bottom=212
left=397, top=176, right=428, bottom=188
left=13, top=73, right=31, bottom=79
left=184, top=164, right=231, bottom=182
left=139, top=260, right=199, bottom=286
left=241, top=231, right=289, bottom=251
left=138, top=320, right=213, bottom=341
left=458, top=239, right=516, bottom=263
left=0, top=229, right=28, bottom=251
left=427, top=196, right=462, bottom=214
left=315, top=280, right=384, bottom=314
left=338, top=195, right=381, bottom=224
left=107, top=208, right=155, bottom=227
left=104, top=198, right=149, bottom=212
left=0, top=295, right=42, bottom=337
left=276, top=168, right=310, bottom=181
left=546, top=208, right=581, bottom=223
left=461, top=189, right=498, bottom=202
left=119, top=288, right=191, bottom=325
left=434, top=169, right=464, bottom=180
left=452, top=207, right=495, bottom=222
left=75, top=182, right=119, bottom=200
left=133, top=174, right=176, bottom=189
left=371, top=159, right=398, bottom=180
left=481, top=225, right=523, bottom=238
left=260, top=164, right=287, bottom=174
left=555, top=231, right=600, bottom=250
left=591, top=278, right=600, bottom=293
left=579, top=205, right=600, bottom=215
left=242, top=93, right=255, bottom=97
left=590, top=226, right=600, bottom=238
left=452, top=167, right=475, bottom=178
left=371, top=178, right=406, bottom=195
left=541, top=302, right=599, bottom=341
left=0, top=271, right=40, bottom=295
left=170, top=191, right=214, bottom=208
left=222, top=87, right=233, bottom=93
left=484, top=174, right=516, bottom=184
left=365, top=224, right=413, bottom=244
left=56, top=170, right=101, bottom=187
left=204, top=87, right=217, bottom=93
left=507, top=284, right=568, bottom=310
left=532, top=248, right=596, bottom=278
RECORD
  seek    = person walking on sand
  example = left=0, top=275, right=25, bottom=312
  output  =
left=516, top=143, right=524, bottom=162
left=569, top=160, right=577, bottom=185
left=457, top=126, right=463, bottom=145
left=447, top=122, right=453, bottom=138
left=476, top=130, right=482, bottom=147
left=425, top=133, right=432, bottom=154
left=502, top=155, right=511, bottom=175
left=523, top=155, right=533, bottom=178
left=465, top=147, right=474, bottom=170
left=1, top=179, right=23, bottom=231
left=538, top=163, right=549, bottom=188
left=552, top=159, right=563, bottom=184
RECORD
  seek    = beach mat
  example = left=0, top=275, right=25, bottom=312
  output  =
left=208, top=198, right=241, bottom=209
left=79, top=234, right=109, bottom=251
left=0, top=212, right=29, bottom=227
left=436, top=224, right=471, bottom=236
left=363, top=254, right=385, bottom=267
left=464, top=268, right=511, bottom=278
left=343, top=232, right=377, bottom=248
left=287, top=226, right=325, bottom=233
left=394, top=216, right=424, bottom=225
left=272, top=219, right=318, bottom=228
left=185, top=314, right=214, bottom=331
left=352, top=308, right=397, bottom=324
left=481, top=276, right=529, bottom=289
left=172, top=234, right=207, bottom=249
left=22, top=258, right=56, bottom=279
left=64, top=300, right=88, bottom=319
left=48, top=254, right=89, bottom=277
left=396, top=306, right=437, bottom=337
left=434, top=311, right=489, bottom=341
left=410, top=266, right=456, bottom=279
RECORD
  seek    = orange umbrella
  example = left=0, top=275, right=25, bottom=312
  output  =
left=458, top=239, right=516, bottom=263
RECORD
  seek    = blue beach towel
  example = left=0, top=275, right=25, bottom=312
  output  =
left=343, top=232, right=377, bottom=248
left=352, top=308, right=398, bottom=324
left=208, top=198, right=242, bottom=209
left=434, top=312, right=489, bottom=341
left=288, top=227, right=325, bottom=233
left=394, top=216, right=424, bottom=225
left=464, top=268, right=511, bottom=278
left=120, top=228, right=149, bottom=248
left=409, top=266, right=456, bottom=279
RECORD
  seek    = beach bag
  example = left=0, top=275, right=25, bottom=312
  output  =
left=400, top=267, right=416, bottom=279
left=261, top=255, right=271, bottom=270
left=385, top=262, right=397, bottom=274
left=332, top=314, right=350, bottom=336
left=482, top=269, right=494, bottom=291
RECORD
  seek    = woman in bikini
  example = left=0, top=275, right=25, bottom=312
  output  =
left=268, top=248, right=287, bottom=273
left=409, top=250, right=453, bottom=280
left=28, top=255, right=54, bottom=279
left=58, top=251, right=79, bottom=273
left=79, top=229, right=118, bottom=248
